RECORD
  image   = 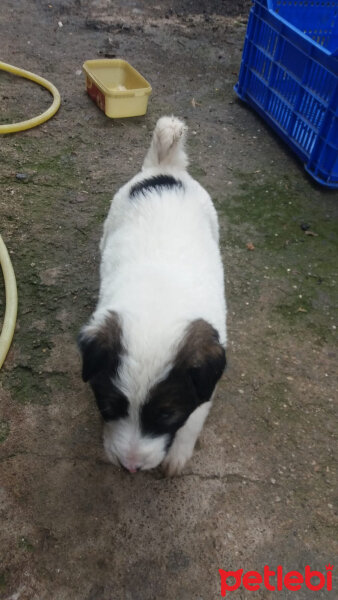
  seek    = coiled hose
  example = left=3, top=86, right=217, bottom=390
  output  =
left=0, top=236, right=18, bottom=368
left=0, top=61, right=61, bottom=366
left=0, top=60, right=61, bottom=134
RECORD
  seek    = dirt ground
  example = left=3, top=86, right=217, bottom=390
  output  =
left=0, top=1, right=337, bottom=599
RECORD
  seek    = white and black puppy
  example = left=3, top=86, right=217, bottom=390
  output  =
left=78, top=116, right=227, bottom=476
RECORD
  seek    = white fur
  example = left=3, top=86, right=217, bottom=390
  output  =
left=89, top=116, right=226, bottom=474
left=142, top=115, right=188, bottom=170
left=162, top=400, right=212, bottom=476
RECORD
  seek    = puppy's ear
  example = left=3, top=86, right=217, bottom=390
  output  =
left=78, top=311, right=123, bottom=382
left=177, top=319, right=226, bottom=404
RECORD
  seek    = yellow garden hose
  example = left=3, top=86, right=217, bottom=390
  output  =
left=0, top=62, right=60, bottom=366
left=0, top=60, right=61, bottom=134
left=0, top=235, right=18, bottom=368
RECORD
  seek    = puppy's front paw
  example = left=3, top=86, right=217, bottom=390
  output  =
left=162, top=446, right=193, bottom=477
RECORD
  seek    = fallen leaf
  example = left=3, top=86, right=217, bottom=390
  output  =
left=297, top=307, right=308, bottom=313
left=191, top=98, right=201, bottom=108
left=246, top=242, right=255, bottom=251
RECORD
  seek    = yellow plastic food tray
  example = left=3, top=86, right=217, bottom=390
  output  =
left=83, top=59, right=152, bottom=118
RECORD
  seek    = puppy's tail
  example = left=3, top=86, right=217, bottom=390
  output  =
left=142, top=116, right=188, bottom=170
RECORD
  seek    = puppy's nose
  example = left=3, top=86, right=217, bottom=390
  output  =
left=127, top=466, right=141, bottom=473
left=119, top=460, right=141, bottom=473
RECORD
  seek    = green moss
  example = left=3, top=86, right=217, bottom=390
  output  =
left=220, top=176, right=297, bottom=248
left=1, top=134, right=89, bottom=408
left=188, top=164, right=207, bottom=179
left=0, top=420, right=10, bottom=443
left=18, top=537, right=34, bottom=552
left=218, top=171, right=338, bottom=343
left=253, top=381, right=293, bottom=417
left=9, top=367, right=49, bottom=405
left=6, top=366, right=70, bottom=406
left=0, top=572, right=7, bottom=589
left=93, top=192, right=113, bottom=224
left=276, top=294, right=313, bottom=319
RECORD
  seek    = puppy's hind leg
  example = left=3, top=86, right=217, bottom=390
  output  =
left=142, top=116, right=188, bottom=171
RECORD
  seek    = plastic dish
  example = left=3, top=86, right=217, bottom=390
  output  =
left=83, top=59, right=152, bottom=118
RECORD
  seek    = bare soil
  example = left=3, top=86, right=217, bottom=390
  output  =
left=0, top=1, right=337, bottom=599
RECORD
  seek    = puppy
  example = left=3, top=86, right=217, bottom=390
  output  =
left=78, top=116, right=227, bottom=475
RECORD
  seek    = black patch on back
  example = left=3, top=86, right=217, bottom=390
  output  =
left=129, top=175, right=183, bottom=199
left=78, top=311, right=129, bottom=421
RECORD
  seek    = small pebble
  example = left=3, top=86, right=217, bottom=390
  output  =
left=16, top=173, right=30, bottom=183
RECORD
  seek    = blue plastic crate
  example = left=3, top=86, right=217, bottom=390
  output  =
left=235, top=0, right=338, bottom=188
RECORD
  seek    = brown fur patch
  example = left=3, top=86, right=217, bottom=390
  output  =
left=141, top=319, right=226, bottom=438
left=94, top=311, right=123, bottom=355
left=175, top=318, right=225, bottom=369
left=78, top=311, right=123, bottom=382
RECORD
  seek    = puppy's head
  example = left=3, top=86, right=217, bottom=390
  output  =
left=78, top=314, right=226, bottom=472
